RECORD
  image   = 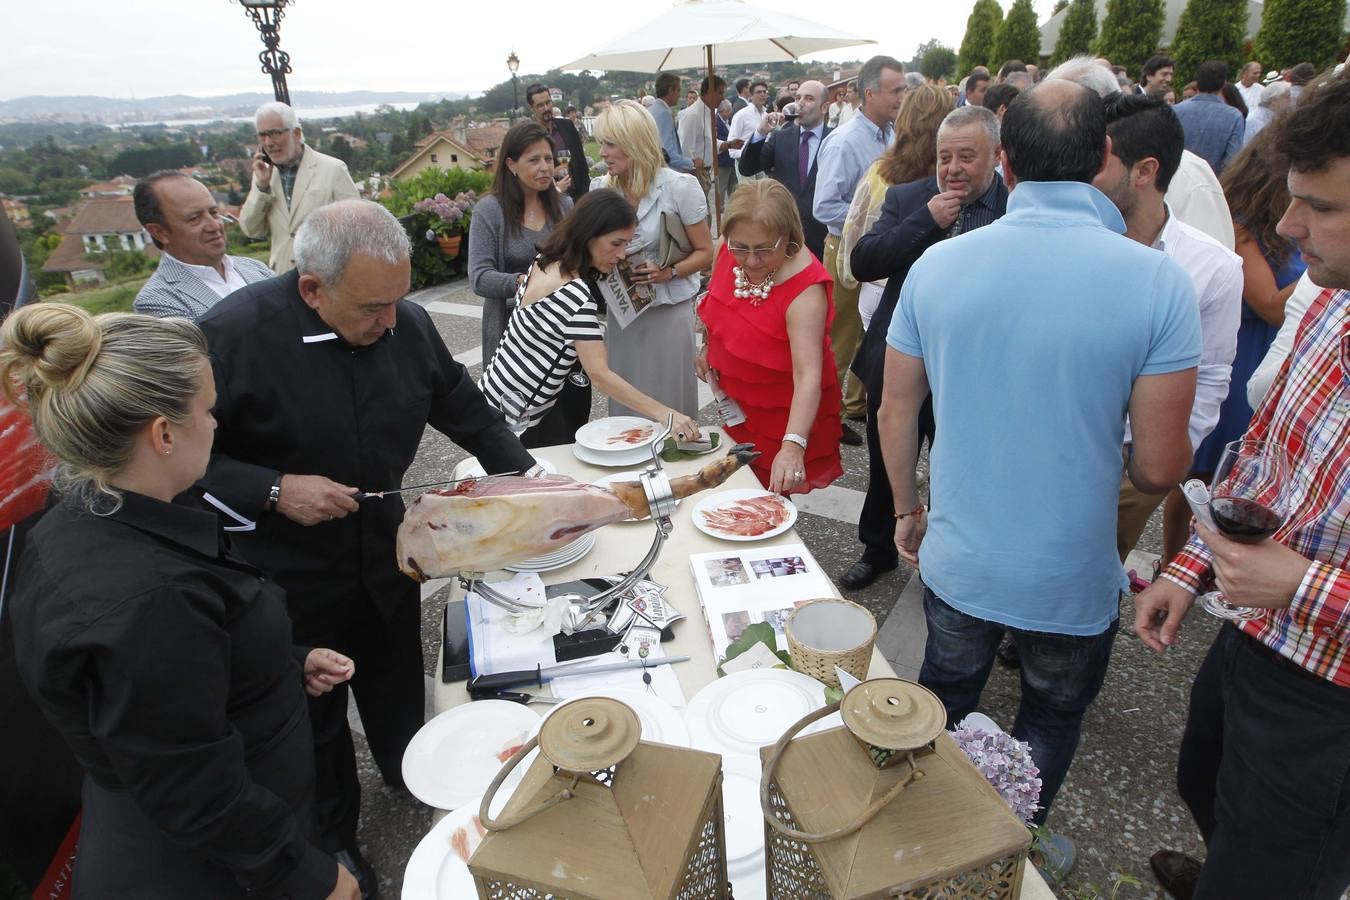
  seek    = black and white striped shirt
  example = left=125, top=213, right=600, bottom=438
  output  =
left=480, top=278, right=604, bottom=431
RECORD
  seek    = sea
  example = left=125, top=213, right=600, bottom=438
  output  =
left=111, top=100, right=426, bottom=129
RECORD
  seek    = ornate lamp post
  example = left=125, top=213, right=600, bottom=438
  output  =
left=236, top=0, right=293, bottom=105
left=507, top=51, right=521, bottom=122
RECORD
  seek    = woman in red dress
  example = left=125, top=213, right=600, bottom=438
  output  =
left=697, top=179, right=843, bottom=494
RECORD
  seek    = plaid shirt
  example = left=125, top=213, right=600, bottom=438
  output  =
left=1162, top=288, right=1349, bottom=686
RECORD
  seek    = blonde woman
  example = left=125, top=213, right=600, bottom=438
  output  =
left=838, top=83, right=953, bottom=329
left=0, top=305, right=358, bottom=900
left=591, top=99, right=714, bottom=419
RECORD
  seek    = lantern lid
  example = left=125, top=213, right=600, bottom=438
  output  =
left=537, top=697, right=641, bottom=772
left=840, top=679, right=945, bottom=751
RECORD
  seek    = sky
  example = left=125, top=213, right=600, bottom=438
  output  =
left=4, top=0, right=1061, bottom=102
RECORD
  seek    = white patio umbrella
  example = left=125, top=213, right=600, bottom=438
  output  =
left=557, top=0, right=875, bottom=220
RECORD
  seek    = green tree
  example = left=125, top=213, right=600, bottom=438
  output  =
left=958, top=0, right=1005, bottom=75
left=1094, top=0, right=1165, bottom=75
left=991, top=0, right=1044, bottom=68
left=1170, top=0, right=1247, bottom=82
left=1052, top=0, right=1100, bottom=65
left=0, top=166, right=34, bottom=194
left=328, top=135, right=355, bottom=166
left=918, top=42, right=959, bottom=81
left=1253, top=0, right=1347, bottom=72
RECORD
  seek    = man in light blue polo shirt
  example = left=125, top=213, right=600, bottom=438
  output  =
left=877, top=80, right=1201, bottom=837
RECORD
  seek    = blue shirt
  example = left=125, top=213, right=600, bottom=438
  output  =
left=648, top=99, right=693, bottom=173
left=1173, top=93, right=1245, bottom=173
left=887, top=181, right=1202, bottom=635
left=812, top=112, right=893, bottom=235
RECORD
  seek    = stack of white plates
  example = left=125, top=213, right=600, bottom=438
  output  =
left=504, top=531, right=596, bottom=573
left=572, top=416, right=662, bottom=467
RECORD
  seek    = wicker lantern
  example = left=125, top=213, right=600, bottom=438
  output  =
left=759, top=678, right=1031, bottom=899
left=471, top=697, right=730, bottom=899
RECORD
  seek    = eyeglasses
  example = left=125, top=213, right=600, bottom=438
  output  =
left=727, top=237, right=784, bottom=261
left=257, top=128, right=289, bottom=139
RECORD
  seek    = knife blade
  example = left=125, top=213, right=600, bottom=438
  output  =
left=467, top=655, right=690, bottom=693
left=360, top=471, right=522, bottom=500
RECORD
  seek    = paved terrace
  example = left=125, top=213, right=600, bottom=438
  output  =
left=350, top=277, right=1219, bottom=900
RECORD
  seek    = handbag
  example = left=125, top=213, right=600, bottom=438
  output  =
left=657, top=210, right=692, bottom=269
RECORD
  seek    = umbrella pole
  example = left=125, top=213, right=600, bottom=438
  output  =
left=707, top=44, right=722, bottom=231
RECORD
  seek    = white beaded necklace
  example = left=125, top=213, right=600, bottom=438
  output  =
left=732, top=266, right=776, bottom=305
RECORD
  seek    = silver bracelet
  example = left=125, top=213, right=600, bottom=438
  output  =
left=782, top=433, right=808, bottom=449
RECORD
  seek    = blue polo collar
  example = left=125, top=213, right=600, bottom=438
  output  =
left=1004, top=181, right=1126, bottom=234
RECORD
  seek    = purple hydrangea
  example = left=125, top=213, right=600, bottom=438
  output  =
left=413, top=191, right=478, bottom=233
left=951, top=725, right=1042, bottom=825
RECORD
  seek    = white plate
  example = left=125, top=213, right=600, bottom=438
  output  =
left=691, top=489, right=798, bottom=542
left=402, top=701, right=540, bottom=810
left=504, top=532, right=596, bottom=573
left=572, top=441, right=659, bottom=468
left=453, top=457, right=558, bottom=480
left=684, top=668, right=827, bottom=757
left=529, top=687, right=690, bottom=747
left=721, top=754, right=767, bottom=900
left=593, top=471, right=682, bottom=520
left=401, top=802, right=483, bottom=899
left=574, top=416, right=659, bottom=452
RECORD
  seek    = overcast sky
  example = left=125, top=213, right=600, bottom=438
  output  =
left=5, top=0, right=1059, bottom=101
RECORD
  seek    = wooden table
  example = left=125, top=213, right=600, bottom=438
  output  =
left=431, top=429, right=1055, bottom=899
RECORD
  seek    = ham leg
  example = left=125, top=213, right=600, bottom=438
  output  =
left=396, top=444, right=760, bottom=580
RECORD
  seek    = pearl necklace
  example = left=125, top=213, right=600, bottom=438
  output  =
left=732, top=266, right=776, bottom=305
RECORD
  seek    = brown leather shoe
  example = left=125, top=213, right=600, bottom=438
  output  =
left=1150, top=849, right=1201, bottom=900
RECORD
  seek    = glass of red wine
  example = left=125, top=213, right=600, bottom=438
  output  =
left=1199, top=438, right=1290, bottom=621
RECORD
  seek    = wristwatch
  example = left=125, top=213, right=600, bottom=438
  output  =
left=782, top=433, right=809, bottom=449
left=668, top=264, right=678, bottom=280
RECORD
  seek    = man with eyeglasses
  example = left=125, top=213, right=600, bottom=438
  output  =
left=240, top=101, right=360, bottom=273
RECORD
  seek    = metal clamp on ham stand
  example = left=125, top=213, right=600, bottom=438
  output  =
left=459, top=415, right=679, bottom=634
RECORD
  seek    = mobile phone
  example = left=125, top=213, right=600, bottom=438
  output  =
left=256, top=149, right=274, bottom=166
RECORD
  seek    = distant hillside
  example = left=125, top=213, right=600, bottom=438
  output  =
left=0, top=90, right=470, bottom=122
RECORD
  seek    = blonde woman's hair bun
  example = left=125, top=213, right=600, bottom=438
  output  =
left=0, top=303, right=103, bottom=403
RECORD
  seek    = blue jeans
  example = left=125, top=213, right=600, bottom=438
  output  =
left=919, top=586, right=1119, bottom=825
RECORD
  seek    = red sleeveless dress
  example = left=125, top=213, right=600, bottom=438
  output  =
left=699, top=252, right=843, bottom=494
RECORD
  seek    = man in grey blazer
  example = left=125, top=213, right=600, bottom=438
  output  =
left=241, top=101, right=360, bottom=272
left=133, top=171, right=273, bottom=320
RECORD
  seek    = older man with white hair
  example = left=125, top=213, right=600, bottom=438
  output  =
left=199, top=199, right=537, bottom=898
left=240, top=101, right=360, bottom=272
left=1243, top=80, right=1292, bottom=146
left=1046, top=56, right=1235, bottom=251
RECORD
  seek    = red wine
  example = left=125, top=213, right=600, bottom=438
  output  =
left=1210, top=496, right=1283, bottom=541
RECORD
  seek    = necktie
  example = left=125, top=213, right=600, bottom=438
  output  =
left=798, top=130, right=812, bottom=186
left=947, top=207, right=966, bottom=239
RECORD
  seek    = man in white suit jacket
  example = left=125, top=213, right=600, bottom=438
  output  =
left=241, top=101, right=360, bottom=272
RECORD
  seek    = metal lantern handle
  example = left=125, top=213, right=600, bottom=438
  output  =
left=478, top=734, right=584, bottom=832
left=759, top=702, right=925, bottom=844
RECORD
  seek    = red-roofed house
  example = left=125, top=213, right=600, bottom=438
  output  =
left=389, top=131, right=485, bottom=181
left=80, top=180, right=134, bottom=199
left=41, top=197, right=156, bottom=288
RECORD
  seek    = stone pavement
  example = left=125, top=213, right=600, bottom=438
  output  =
left=350, top=276, right=1218, bottom=899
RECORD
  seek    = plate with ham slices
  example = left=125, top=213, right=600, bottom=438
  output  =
left=574, top=416, right=660, bottom=453
left=691, top=489, right=797, bottom=542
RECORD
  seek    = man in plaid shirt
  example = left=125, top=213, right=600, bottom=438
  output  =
left=1138, top=78, right=1350, bottom=900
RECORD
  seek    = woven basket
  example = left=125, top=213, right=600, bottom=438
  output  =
left=785, top=597, right=877, bottom=687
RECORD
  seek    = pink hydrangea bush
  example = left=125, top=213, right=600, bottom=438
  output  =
left=952, top=725, right=1042, bottom=825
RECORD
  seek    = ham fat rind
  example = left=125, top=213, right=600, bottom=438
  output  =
left=397, top=444, right=760, bottom=580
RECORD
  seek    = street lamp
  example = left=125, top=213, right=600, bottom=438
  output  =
left=235, top=0, right=293, bottom=105
left=507, top=51, right=520, bottom=122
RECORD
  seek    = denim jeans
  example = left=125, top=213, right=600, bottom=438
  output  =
left=1179, top=624, right=1350, bottom=900
left=919, top=587, right=1119, bottom=825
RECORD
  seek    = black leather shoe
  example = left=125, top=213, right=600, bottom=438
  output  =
left=839, top=556, right=898, bottom=590
left=335, top=847, right=380, bottom=900
left=1149, top=849, right=1201, bottom=900
left=996, top=634, right=1021, bottom=669
left=840, top=423, right=863, bottom=446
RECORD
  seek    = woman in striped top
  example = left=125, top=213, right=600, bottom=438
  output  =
left=480, top=189, right=703, bottom=449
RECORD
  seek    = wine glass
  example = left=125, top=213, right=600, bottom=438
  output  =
left=497, top=387, right=530, bottom=437
left=1198, top=438, right=1290, bottom=621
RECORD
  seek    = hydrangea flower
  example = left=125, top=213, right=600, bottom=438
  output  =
left=414, top=190, right=478, bottom=235
left=952, top=725, right=1042, bottom=825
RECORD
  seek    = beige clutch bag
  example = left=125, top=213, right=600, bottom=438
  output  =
left=657, top=210, right=692, bottom=269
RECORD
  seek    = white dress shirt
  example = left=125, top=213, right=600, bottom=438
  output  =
left=1124, top=208, right=1243, bottom=451
left=727, top=103, right=764, bottom=159
left=164, top=252, right=250, bottom=298
left=1165, top=149, right=1235, bottom=250
left=676, top=99, right=717, bottom=166
left=1236, top=80, right=1264, bottom=111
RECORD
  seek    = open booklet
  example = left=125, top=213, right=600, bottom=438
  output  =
left=688, top=542, right=835, bottom=659
left=595, top=237, right=658, bottom=330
